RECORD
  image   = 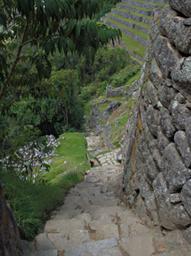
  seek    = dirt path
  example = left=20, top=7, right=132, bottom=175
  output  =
left=25, top=135, right=191, bottom=256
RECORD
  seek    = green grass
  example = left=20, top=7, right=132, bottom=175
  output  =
left=44, top=133, right=89, bottom=184
left=122, top=33, right=146, bottom=57
left=111, top=13, right=150, bottom=29
left=108, top=16, right=149, bottom=40
left=109, top=98, right=136, bottom=147
left=118, top=2, right=155, bottom=12
left=1, top=132, right=89, bottom=240
left=127, top=0, right=163, bottom=7
left=126, top=69, right=141, bottom=85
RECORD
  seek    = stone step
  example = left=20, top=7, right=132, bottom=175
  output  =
left=29, top=249, right=58, bottom=256
left=122, top=0, right=164, bottom=9
left=127, top=48, right=145, bottom=63
left=106, top=21, right=147, bottom=56
left=108, top=13, right=149, bottom=34
left=107, top=15, right=149, bottom=46
left=111, top=9, right=151, bottom=25
left=63, top=237, right=121, bottom=256
left=34, top=233, right=56, bottom=251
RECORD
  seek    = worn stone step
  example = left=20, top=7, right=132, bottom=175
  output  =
left=64, top=238, right=121, bottom=256
left=108, top=14, right=149, bottom=34
left=117, top=3, right=154, bottom=15
left=106, top=20, right=148, bottom=46
left=29, top=249, right=58, bottom=256
left=110, top=9, right=151, bottom=25
left=122, top=0, right=164, bottom=9
left=34, top=233, right=56, bottom=251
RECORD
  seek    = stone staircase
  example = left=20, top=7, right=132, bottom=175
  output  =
left=24, top=135, right=191, bottom=256
left=24, top=164, right=191, bottom=256
left=102, top=0, right=167, bottom=64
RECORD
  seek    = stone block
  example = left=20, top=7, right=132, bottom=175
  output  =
left=162, top=143, right=191, bottom=192
left=160, top=107, right=176, bottom=139
left=157, top=128, right=170, bottom=153
left=170, top=101, right=191, bottom=130
left=171, top=57, right=191, bottom=99
left=183, top=226, right=191, bottom=244
left=158, top=81, right=176, bottom=109
left=174, top=131, right=191, bottom=168
left=160, top=8, right=191, bottom=55
left=153, top=173, right=191, bottom=229
left=169, top=194, right=181, bottom=204
left=181, top=179, right=191, bottom=216
left=146, top=105, right=160, bottom=137
left=170, top=204, right=191, bottom=228
left=146, top=155, right=159, bottom=183
left=175, top=93, right=186, bottom=104
left=185, top=117, right=191, bottom=148
left=153, top=173, right=176, bottom=230
left=169, top=0, right=191, bottom=18
left=144, top=80, right=158, bottom=108
left=149, top=59, right=163, bottom=89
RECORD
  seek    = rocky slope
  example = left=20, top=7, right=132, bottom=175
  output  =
left=122, top=0, right=191, bottom=243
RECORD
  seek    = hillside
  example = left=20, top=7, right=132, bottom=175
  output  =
left=2, top=0, right=191, bottom=255
left=102, top=0, right=166, bottom=64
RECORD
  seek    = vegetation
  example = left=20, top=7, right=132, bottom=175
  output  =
left=0, top=0, right=141, bottom=241
left=0, top=0, right=121, bottom=159
left=1, top=132, right=89, bottom=239
left=80, top=47, right=140, bottom=103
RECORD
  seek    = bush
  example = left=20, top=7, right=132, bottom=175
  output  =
left=110, top=65, right=140, bottom=88
left=80, top=47, right=140, bottom=106
left=93, top=47, right=130, bottom=82
left=1, top=132, right=89, bottom=240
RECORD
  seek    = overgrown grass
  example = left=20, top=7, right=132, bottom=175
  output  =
left=109, top=98, right=136, bottom=147
left=1, top=132, right=89, bottom=240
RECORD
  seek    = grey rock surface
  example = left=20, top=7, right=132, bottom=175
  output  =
left=174, top=131, right=191, bottom=168
left=24, top=134, right=191, bottom=255
left=122, top=0, right=191, bottom=244
left=181, top=179, right=191, bottom=217
left=169, top=0, right=191, bottom=17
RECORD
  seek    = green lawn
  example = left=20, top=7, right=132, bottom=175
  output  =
left=1, top=132, right=89, bottom=240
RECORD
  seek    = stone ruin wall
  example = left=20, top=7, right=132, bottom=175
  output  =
left=123, top=0, right=191, bottom=243
left=0, top=184, right=22, bottom=256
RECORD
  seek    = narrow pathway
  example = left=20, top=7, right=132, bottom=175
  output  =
left=25, top=135, right=191, bottom=256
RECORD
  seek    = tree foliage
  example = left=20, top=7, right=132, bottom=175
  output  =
left=0, top=0, right=121, bottom=158
left=0, top=0, right=121, bottom=98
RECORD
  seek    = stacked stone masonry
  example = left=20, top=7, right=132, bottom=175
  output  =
left=0, top=184, right=22, bottom=256
left=123, top=0, right=191, bottom=244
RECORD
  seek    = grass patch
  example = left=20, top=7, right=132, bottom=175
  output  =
left=122, top=34, right=146, bottom=57
left=107, top=17, right=148, bottom=41
left=109, top=98, right=136, bottom=147
left=1, top=132, right=89, bottom=240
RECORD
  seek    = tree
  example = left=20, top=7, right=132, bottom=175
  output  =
left=0, top=0, right=121, bottom=158
left=0, top=0, right=121, bottom=99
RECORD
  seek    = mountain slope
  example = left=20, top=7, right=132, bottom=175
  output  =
left=102, top=0, right=167, bottom=64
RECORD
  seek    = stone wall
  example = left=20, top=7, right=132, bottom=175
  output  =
left=0, top=184, right=23, bottom=256
left=123, top=0, right=191, bottom=243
